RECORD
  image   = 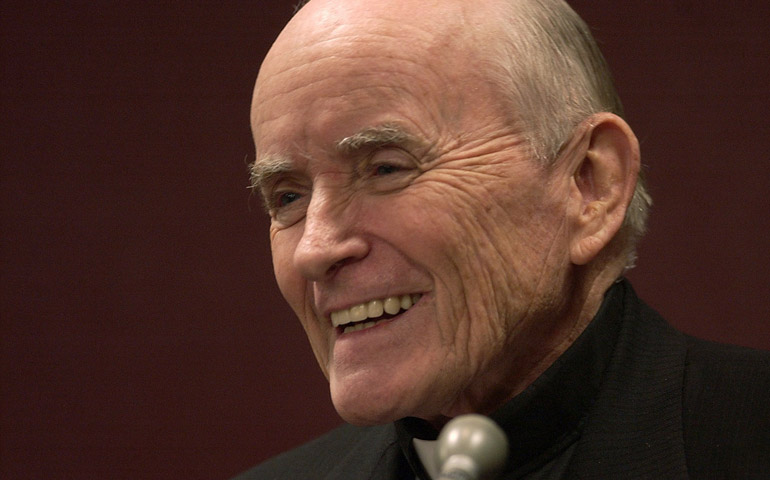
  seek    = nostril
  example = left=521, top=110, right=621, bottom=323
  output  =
left=326, top=255, right=358, bottom=277
left=326, top=262, right=342, bottom=277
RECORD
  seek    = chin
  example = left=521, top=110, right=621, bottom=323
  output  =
left=330, top=378, right=422, bottom=426
left=331, top=390, right=403, bottom=426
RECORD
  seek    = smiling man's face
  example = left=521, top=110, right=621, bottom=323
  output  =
left=251, top=0, right=579, bottom=426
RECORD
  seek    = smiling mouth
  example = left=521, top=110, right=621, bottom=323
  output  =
left=330, top=294, right=423, bottom=334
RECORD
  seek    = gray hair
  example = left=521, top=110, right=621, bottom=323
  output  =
left=487, top=0, right=652, bottom=269
left=294, top=0, right=310, bottom=13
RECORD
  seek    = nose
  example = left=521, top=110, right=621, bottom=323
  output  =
left=293, top=190, right=369, bottom=281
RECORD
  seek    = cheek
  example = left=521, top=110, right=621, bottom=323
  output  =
left=271, top=234, right=299, bottom=304
left=271, top=230, right=314, bottom=327
left=271, top=230, right=333, bottom=377
left=417, top=179, right=565, bottom=318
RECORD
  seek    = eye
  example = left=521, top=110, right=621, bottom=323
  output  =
left=374, top=164, right=401, bottom=176
left=277, top=191, right=301, bottom=207
left=268, top=188, right=308, bottom=228
left=359, top=148, right=419, bottom=193
left=365, top=148, right=413, bottom=177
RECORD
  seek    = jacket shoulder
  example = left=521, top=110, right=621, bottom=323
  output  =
left=682, top=337, right=770, bottom=477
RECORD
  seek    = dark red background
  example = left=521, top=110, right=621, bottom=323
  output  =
left=2, top=1, right=768, bottom=478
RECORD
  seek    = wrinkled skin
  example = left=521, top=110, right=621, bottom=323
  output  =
left=251, top=0, right=618, bottom=426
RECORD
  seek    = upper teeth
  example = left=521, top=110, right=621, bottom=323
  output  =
left=330, top=294, right=421, bottom=327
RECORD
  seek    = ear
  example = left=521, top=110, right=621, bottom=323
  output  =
left=566, top=113, right=640, bottom=266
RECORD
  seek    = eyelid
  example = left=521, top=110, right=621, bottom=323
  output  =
left=362, top=146, right=417, bottom=172
left=262, top=176, right=306, bottom=213
left=269, top=190, right=309, bottom=228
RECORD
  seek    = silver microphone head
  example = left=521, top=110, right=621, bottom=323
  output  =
left=435, top=414, right=508, bottom=480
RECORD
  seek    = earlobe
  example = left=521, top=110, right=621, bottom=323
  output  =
left=568, top=113, right=640, bottom=266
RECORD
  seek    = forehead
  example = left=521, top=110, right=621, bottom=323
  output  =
left=251, top=1, right=497, bottom=141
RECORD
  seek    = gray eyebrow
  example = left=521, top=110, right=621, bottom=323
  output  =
left=335, top=123, right=415, bottom=155
left=250, top=124, right=418, bottom=192
left=248, top=153, right=293, bottom=192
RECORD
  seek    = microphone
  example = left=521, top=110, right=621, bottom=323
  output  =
left=434, top=414, right=508, bottom=480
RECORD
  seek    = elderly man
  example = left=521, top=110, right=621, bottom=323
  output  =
left=237, top=0, right=770, bottom=478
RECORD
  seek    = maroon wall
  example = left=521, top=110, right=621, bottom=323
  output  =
left=2, top=1, right=768, bottom=478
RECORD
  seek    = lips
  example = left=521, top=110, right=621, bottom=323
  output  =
left=330, top=293, right=423, bottom=333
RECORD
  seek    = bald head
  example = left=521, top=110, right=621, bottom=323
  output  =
left=253, top=0, right=503, bottom=134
